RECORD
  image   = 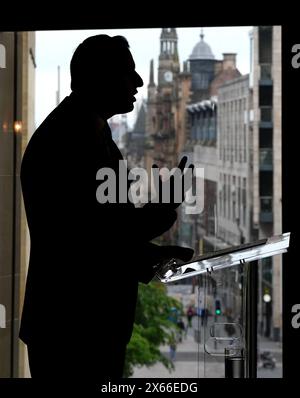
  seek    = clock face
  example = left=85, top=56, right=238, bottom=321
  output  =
left=164, top=70, right=173, bottom=82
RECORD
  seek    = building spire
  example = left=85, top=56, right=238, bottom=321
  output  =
left=200, top=28, right=204, bottom=41
left=56, top=65, right=60, bottom=106
left=149, top=59, right=155, bottom=86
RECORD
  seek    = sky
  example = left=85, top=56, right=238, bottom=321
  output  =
left=35, top=26, right=252, bottom=129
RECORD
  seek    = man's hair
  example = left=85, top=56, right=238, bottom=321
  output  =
left=70, top=34, right=129, bottom=91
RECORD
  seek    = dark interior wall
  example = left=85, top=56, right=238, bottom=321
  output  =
left=0, top=32, right=15, bottom=378
left=0, top=31, right=22, bottom=378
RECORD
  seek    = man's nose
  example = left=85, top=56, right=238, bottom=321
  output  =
left=135, top=72, right=143, bottom=88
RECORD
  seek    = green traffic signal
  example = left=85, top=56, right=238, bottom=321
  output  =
left=215, top=309, right=221, bottom=315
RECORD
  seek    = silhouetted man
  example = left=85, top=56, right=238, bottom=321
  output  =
left=20, top=35, right=194, bottom=380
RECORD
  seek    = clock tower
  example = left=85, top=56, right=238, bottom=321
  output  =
left=151, top=28, right=180, bottom=171
left=158, top=28, right=180, bottom=87
left=145, top=27, right=186, bottom=245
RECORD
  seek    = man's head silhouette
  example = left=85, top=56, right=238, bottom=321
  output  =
left=70, top=34, right=143, bottom=119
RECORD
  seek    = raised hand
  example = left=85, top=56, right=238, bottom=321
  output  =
left=146, top=156, right=195, bottom=210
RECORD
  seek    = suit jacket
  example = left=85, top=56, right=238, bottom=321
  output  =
left=19, top=93, right=177, bottom=359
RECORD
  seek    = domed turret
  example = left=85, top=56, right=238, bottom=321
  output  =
left=189, top=31, right=215, bottom=60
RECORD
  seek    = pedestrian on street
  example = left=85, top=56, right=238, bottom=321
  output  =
left=169, top=333, right=177, bottom=362
left=187, top=305, right=194, bottom=328
left=177, top=318, right=186, bottom=341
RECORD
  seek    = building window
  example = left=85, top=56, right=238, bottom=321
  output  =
left=259, top=26, right=273, bottom=64
left=232, top=176, right=236, bottom=221
left=228, top=175, right=231, bottom=220
left=224, top=174, right=227, bottom=218
left=237, top=176, right=241, bottom=221
left=242, top=178, right=247, bottom=226
left=244, top=124, right=247, bottom=162
left=196, top=113, right=200, bottom=141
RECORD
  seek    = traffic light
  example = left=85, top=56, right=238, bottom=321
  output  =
left=215, top=300, right=221, bottom=316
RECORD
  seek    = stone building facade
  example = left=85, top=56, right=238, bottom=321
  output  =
left=250, top=26, right=282, bottom=341
left=217, top=74, right=251, bottom=246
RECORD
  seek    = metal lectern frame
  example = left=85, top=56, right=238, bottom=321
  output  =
left=156, top=233, right=290, bottom=378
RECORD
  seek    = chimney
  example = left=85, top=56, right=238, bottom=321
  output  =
left=214, top=60, right=223, bottom=76
left=222, top=53, right=237, bottom=70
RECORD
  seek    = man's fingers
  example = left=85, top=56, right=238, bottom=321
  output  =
left=150, top=159, right=197, bottom=207
left=183, top=164, right=194, bottom=180
left=182, top=164, right=194, bottom=193
left=177, top=156, right=187, bottom=173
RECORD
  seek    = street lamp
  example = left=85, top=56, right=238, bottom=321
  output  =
left=263, top=293, right=271, bottom=303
